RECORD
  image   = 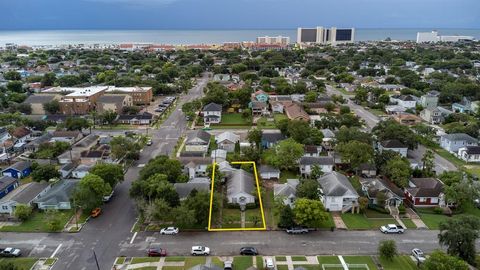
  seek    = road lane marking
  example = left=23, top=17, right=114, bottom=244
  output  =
left=50, top=244, right=62, bottom=258
left=130, top=232, right=138, bottom=244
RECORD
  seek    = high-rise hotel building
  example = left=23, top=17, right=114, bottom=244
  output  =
left=256, top=36, right=290, bottom=45
left=296, top=26, right=355, bottom=45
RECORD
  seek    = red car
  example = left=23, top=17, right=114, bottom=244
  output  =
left=147, top=248, right=167, bottom=257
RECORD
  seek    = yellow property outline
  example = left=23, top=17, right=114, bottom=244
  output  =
left=208, top=161, right=267, bottom=231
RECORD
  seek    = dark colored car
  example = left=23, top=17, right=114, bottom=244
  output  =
left=147, top=248, right=167, bottom=257
left=240, top=247, right=258, bottom=256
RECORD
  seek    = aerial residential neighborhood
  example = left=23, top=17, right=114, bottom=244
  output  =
left=0, top=1, right=479, bottom=270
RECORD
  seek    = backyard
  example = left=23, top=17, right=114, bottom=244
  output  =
left=211, top=113, right=252, bottom=129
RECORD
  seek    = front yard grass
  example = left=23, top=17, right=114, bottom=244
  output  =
left=0, top=258, right=38, bottom=270
left=401, top=218, right=417, bottom=229
left=343, top=256, right=378, bottom=270
left=257, top=117, right=277, bottom=129
left=130, top=257, right=160, bottom=264
left=291, top=256, right=307, bottom=261
left=277, top=265, right=289, bottom=270
left=275, top=256, right=287, bottom=261
left=211, top=257, right=223, bottom=267
left=341, top=213, right=396, bottom=230
left=0, top=210, right=73, bottom=232
left=317, top=256, right=341, bottom=265
left=379, top=255, right=417, bottom=270
left=184, top=257, right=206, bottom=269
left=163, top=267, right=184, bottom=270
left=318, top=212, right=335, bottom=229
left=233, top=256, right=253, bottom=270
left=256, top=256, right=263, bottom=269
left=165, top=257, right=185, bottom=262
left=136, top=267, right=157, bottom=270
left=115, top=257, right=126, bottom=264
left=416, top=209, right=450, bottom=230
left=221, top=208, right=242, bottom=228
left=244, top=209, right=265, bottom=228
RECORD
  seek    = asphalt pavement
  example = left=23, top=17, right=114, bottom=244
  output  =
left=325, top=85, right=457, bottom=174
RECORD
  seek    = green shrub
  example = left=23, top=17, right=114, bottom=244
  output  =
left=433, top=207, right=444, bottom=214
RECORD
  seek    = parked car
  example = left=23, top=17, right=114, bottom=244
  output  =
left=103, top=191, right=114, bottom=202
left=380, top=224, right=404, bottom=234
left=286, top=227, right=309, bottom=234
left=264, top=258, right=275, bottom=270
left=146, top=139, right=153, bottom=146
left=147, top=247, right=167, bottom=257
left=0, top=248, right=21, bottom=257
left=411, top=248, right=426, bottom=263
left=224, top=260, right=233, bottom=270
left=240, top=247, right=258, bottom=255
left=91, top=208, right=102, bottom=218
left=160, top=227, right=179, bottom=235
left=155, top=108, right=165, bottom=113
left=191, top=246, right=210, bottom=256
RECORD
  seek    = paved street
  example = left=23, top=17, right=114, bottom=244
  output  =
left=5, top=73, right=210, bottom=270
left=325, top=85, right=457, bottom=174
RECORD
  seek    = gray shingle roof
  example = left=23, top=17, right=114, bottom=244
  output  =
left=97, top=94, right=128, bottom=104
left=34, top=179, right=79, bottom=206
left=274, top=179, right=299, bottom=197
left=380, top=139, right=407, bottom=149
left=23, top=94, right=57, bottom=104
left=0, top=176, right=17, bottom=191
left=203, top=103, right=222, bottom=112
left=318, top=172, right=358, bottom=197
left=299, top=156, right=334, bottom=166
left=227, top=169, right=254, bottom=198
left=259, top=165, right=280, bottom=174
left=442, top=133, right=478, bottom=144
left=3, top=161, right=31, bottom=172
left=3, top=182, right=50, bottom=204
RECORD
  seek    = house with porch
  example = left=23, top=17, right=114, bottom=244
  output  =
left=226, top=169, right=256, bottom=210
left=318, top=172, right=359, bottom=212
left=458, top=146, right=480, bottom=162
left=215, top=132, right=239, bottom=152
left=440, top=133, right=478, bottom=154
left=185, top=130, right=211, bottom=154
left=359, top=178, right=404, bottom=207
left=299, top=156, right=334, bottom=177
left=273, top=179, right=300, bottom=207
left=202, top=103, right=222, bottom=124
left=404, top=178, right=444, bottom=207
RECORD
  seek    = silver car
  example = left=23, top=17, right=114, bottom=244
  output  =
left=411, top=248, right=426, bottom=263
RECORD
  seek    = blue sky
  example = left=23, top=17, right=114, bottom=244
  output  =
left=1, top=0, right=479, bottom=30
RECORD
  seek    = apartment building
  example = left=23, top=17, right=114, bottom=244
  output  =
left=43, top=86, right=108, bottom=115
left=297, top=26, right=355, bottom=45
left=106, top=86, right=153, bottom=105
left=256, top=36, right=290, bottom=45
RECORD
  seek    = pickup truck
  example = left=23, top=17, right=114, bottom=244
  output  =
left=380, top=224, right=405, bottom=234
left=0, top=247, right=21, bottom=257
left=286, top=227, right=309, bottom=234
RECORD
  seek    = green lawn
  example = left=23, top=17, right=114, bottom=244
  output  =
left=130, top=257, right=160, bottom=264
left=277, top=265, right=289, bottom=270
left=0, top=210, right=73, bottom=232
left=292, top=265, right=321, bottom=270
left=0, top=258, right=38, bottom=270
left=184, top=257, right=206, bottom=269
left=273, top=113, right=288, bottom=123
left=211, top=257, right=223, bottom=267
left=364, top=208, right=391, bottom=219
left=275, top=256, right=287, bottom=261
left=43, top=258, right=57, bottom=265
left=379, top=256, right=418, bottom=270
left=434, top=148, right=466, bottom=168
left=163, top=267, right=184, bottom=270
left=218, top=113, right=251, bottom=125
left=279, top=170, right=300, bottom=184
left=291, top=256, right=307, bottom=261
left=221, top=208, right=242, bottom=228
left=115, top=257, right=126, bottom=264
left=136, top=267, right=157, bottom=270
left=244, top=209, right=265, bottom=228
left=317, top=256, right=341, bottom=265
left=233, top=256, right=253, bottom=270
left=401, top=218, right=417, bottom=229
left=256, top=256, right=263, bottom=269
left=319, top=212, right=336, bottom=229
left=343, top=256, right=378, bottom=270
left=341, top=213, right=396, bottom=230
left=416, top=212, right=450, bottom=230
left=165, top=257, right=186, bottom=262
left=257, top=117, right=277, bottom=129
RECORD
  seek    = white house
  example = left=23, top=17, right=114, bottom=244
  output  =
left=458, top=146, right=480, bottom=163
left=273, top=179, right=300, bottom=207
left=299, top=156, right=334, bottom=177
left=181, top=157, right=212, bottom=179
left=259, top=165, right=280, bottom=180
left=389, top=95, right=417, bottom=109
left=378, top=140, right=408, bottom=158
left=318, top=172, right=359, bottom=212
left=71, top=164, right=92, bottom=179
left=226, top=169, right=256, bottom=210
left=185, top=130, right=211, bottom=154
left=202, top=103, right=222, bottom=124
left=215, top=132, right=240, bottom=152
left=440, top=133, right=478, bottom=154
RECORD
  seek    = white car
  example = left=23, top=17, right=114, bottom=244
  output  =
left=191, top=246, right=210, bottom=256
left=380, top=224, right=404, bottom=234
left=411, top=248, right=426, bottom=263
left=264, top=258, right=275, bottom=270
left=160, top=227, right=179, bottom=235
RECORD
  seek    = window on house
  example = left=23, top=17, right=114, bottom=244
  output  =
left=419, top=198, right=426, bottom=202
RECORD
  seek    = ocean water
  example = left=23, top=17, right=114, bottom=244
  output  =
left=0, top=29, right=479, bottom=46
